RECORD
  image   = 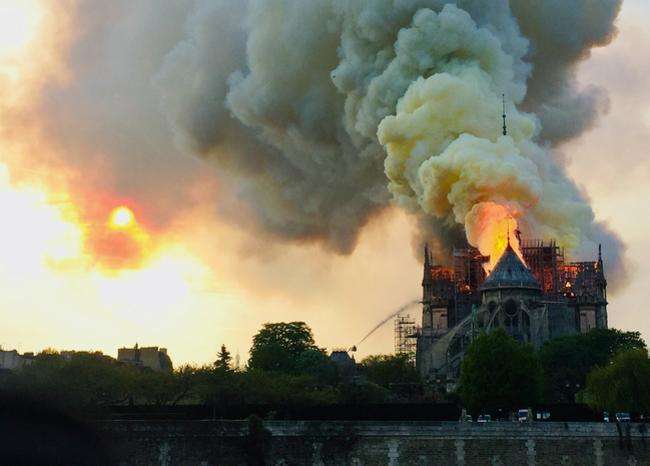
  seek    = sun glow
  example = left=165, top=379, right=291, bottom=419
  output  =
left=92, top=247, right=211, bottom=325
left=109, top=206, right=136, bottom=230
left=0, top=161, right=213, bottom=321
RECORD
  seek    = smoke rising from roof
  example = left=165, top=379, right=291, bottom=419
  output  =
left=156, top=0, right=624, bottom=283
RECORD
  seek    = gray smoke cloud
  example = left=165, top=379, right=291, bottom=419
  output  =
left=156, top=0, right=391, bottom=253
left=510, top=0, right=623, bottom=143
left=156, top=0, right=625, bottom=283
left=19, top=1, right=624, bottom=284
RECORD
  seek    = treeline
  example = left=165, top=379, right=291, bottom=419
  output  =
left=0, top=322, right=418, bottom=416
left=457, top=327, right=650, bottom=415
left=0, top=323, right=647, bottom=418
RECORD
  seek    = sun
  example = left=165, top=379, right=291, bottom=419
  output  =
left=109, top=206, right=135, bottom=229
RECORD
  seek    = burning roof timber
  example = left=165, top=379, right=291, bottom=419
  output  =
left=423, top=239, right=606, bottom=302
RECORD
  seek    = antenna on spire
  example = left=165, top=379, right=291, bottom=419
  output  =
left=506, top=220, right=511, bottom=247
left=502, top=93, right=507, bottom=136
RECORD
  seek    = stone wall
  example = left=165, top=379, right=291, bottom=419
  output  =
left=99, top=420, right=650, bottom=465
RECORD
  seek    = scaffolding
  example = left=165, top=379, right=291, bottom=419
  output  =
left=394, top=314, right=418, bottom=360
left=521, top=239, right=565, bottom=295
left=453, top=246, right=489, bottom=291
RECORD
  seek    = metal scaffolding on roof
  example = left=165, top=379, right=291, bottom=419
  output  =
left=394, top=314, right=418, bottom=362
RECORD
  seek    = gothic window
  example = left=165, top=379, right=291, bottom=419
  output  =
left=504, top=299, right=519, bottom=317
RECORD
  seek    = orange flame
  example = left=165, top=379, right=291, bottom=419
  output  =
left=465, top=202, right=525, bottom=273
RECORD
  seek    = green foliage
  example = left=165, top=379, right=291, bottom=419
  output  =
left=540, top=328, right=646, bottom=403
left=0, top=321, right=445, bottom=413
left=134, top=365, right=198, bottom=406
left=214, top=344, right=233, bottom=372
left=360, top=353, right=420, bottom=389
left=0, top=351, right=198, bottom=412
left=294, top=348, right=339, bottom=384
left=1, top=351, right=135, bottom=413
left=238, top=370, right=340, bottom=406
left=248, top=322, right=318, bottom=374
left=457, top=328, right=543, bottom=413
left=337, top=381, right=389, bottom=404
left=583, top=348, right=650, bottom=413
left=192, top=365, right=243, bottom=407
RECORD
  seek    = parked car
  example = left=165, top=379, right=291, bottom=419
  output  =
left=477, top=414, right=492, bottom=423
left=517, top=409, right=530, bottom=422
left=616, top=412, right=631, bottom=422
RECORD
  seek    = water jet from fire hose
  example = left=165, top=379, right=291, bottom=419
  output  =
left=355, top=299, right=419, bottom=349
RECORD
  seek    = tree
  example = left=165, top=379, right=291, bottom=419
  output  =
left=248, top=322, right=318, bottom=373
left=583, top=348, right=650, bottom=414
left=135, top=365, right=198, bottom=406
left=1, top=351, right=139, bottom=413
left=540, top=328, right=646, bottom=403
left=360, top=353, right=420, bottom=389
left=294, top=348, right=339, bottom=385
left=457, top=328, right=543, bottom=414
left=214, top=344, right=233, bottom=372
left=338, top=380, right=389, bottom=404
left=239, top=370, right=339, bottom=406
left=193, top=365, right=243, bottom=408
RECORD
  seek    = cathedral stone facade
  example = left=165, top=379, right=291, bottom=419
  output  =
left=416, top=238, right=607, bottom=383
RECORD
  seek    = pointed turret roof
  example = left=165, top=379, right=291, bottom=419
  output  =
left=480, top=243, right=541, bottom=291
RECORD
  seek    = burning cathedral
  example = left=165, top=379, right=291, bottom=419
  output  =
left=415, top=236, right=607, bottom=383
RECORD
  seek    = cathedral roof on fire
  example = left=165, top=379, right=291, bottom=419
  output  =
left=480, top=243, right=541, bottom=291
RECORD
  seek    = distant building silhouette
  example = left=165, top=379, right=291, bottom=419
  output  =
left=0, top=350, right=34, bottom=370
left=117, top=344, right=173, bottom=372
left=330, top=349, right=357, bottom=381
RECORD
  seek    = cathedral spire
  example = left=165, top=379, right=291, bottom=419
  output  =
left=424, top=243, right=431, bottom=268
left=422, top=242, right=432, bottom=287
left=597, top=243, right=604, bottom=272
left=502, top=93, right=507, bottom=136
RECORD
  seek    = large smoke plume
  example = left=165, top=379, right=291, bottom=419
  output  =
left=156, top=0, right=624, bottom=279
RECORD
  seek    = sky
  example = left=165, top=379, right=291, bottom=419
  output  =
left=0, top=0, right=647, bottom=366
left=564, top=0, right=650, bottom=345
